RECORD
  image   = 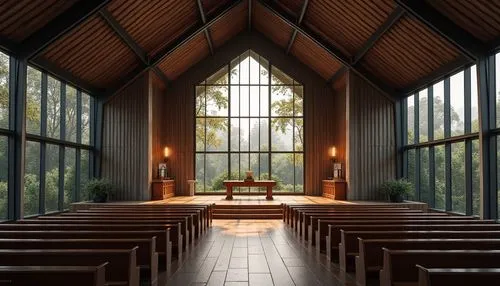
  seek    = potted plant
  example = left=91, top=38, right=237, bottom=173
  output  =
left=379, top=179, right=413, bottom=203
left=83, top=178, right=115, bottom=203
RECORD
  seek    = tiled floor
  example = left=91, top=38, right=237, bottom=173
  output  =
left=166, top=220, right=356, bottom=286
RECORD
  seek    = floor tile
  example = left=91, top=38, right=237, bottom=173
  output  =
left=226, top=269, right=249, bottom=282
left=249, top=273, right=274, bottom=286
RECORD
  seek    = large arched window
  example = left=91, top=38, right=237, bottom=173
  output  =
left=195, top=50, right=304, bottom=193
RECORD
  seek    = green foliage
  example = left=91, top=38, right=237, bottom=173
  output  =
left=83, top=179, right=115, bottom=200
left=379, top=179, right=413, bottom=199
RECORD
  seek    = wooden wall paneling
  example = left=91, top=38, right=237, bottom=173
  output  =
left=346, top=71, right=396, bottom=200
left=101, top=74, right=150, bottom=200
left=151, top=72, right=167, bottom=182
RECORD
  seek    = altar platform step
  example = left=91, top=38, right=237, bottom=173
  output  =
left=213, top=204, right=283, bottom=219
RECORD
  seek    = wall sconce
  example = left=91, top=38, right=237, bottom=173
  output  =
left=330, top=146, right=343, bottom=180
left=163, top=146, right=169, bottom=162
left=159, top=146, right=169, bottom=179
left=330, top=146, right=337, bottom=162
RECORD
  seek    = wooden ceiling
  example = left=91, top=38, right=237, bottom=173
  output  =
left=0, top=0, right=498, bottom=98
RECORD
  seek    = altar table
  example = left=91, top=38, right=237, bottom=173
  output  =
left=222, top=180, right=277, bottom=200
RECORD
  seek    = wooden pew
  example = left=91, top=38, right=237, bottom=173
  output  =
left=338, top=222, right=499, bottom=270
left=33, top=216, right=189, bottom=250
left=0, top=263, right=108, bottom=286
left=317, top=218, right=485, bottom=253
left=306, top=213, right=464, bottom=243
left=79, top=208, right=205, bottom=235
left=283, top=204, right=406, bottom=225
left=0, top=238, right=158, bottom=286
left=67, top=210, right=203, bottom=239
left=0, top=248, right=139, bottom=286
left=326, top=224, right=500, bottom=260
left=356, top=238, right=500, bottom=286
left=297, top=209, right=426, bottom=236
left=380, top=249, right=500, bottom=286
left=0, top=230, right=173, bottom=274
left=289, top=206, right=417, bottom=229
left=85, top=204, right=213, bottom=227
left=51, top=214, right=194, bottom=246
left=417, top=266, right=500, bottom=286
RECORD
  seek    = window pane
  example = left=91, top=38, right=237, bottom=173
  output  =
left=433, top=81, right=445, bottom=140
left=205, top=118, right=228, bottom=151
left=81, top=93, right=91, bottom=145
left=260, top=57, right=269, bottom=84
left=294, top=118, right=303, bottom=151
left=407, top=149, right=416, bottom=199
left=47, top=76, right=61, bottom=139
left=65, top=86, right=77, bottom=142
left=249, top=51, right=259, bottom=85
left=250, top=86, right=259, bottom=116
left=207, top=67, right=228, bottom=85
left=470, top=65, right=479, bottom=133
left=271, top=86, right=293, bottom=116
left=249, top=119, right=259, bottom=152
left=434, top=145, right=446, bottom=210
left=260, top=86, right=269, bottom=116
left=196, top=118, right=205, bottom=152
left=451, top=142, right=465, bottom=213
left=195, top=154, right=205, bottom=192
left=295, top=153, right=304, bottom=193
left=230, top=58, right=239, bottom=85
left=230, top=86, right=239, bottom=117
left=0, top=52, right=9, bottom=129
left=295, top=86, right=303, bottom=116
left=0, top=136, right=7, bottom=220
left=64, top=148, right=76, bottom=209
left=450, top=71, right=464, bottom=136
left=271, top=118, right=293, bottom=151
left=407, top=95, right=414, bottom=144
left=206, top=86, right=228, bottom=116
left=496, top=53, right=500, bottom=128
left=24, top=141, right=40, bottom=217
left=472, top=139, right=480, bottom=216
left=80, top=149, right=90, bottom=201
left=271, top=153, right=294, bottom=192
left=26, top=66, right=41, bottom=135
left=205, top=154, right=228, bottom=192
left=240, top=86, right=249, bottom=116
left=45, top=144, right=59, bottom=213
left=419, top=148, right=430, bottom=203
left=419, top=90, right=428, bottom=143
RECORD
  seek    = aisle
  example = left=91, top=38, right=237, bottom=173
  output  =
left=166, top=220, right=355, bottom=286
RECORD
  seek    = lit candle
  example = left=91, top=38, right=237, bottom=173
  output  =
left=331, top=146, right=337, bottom=159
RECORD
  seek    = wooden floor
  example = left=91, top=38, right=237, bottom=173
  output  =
left=166, top=219, right=354, bottom=286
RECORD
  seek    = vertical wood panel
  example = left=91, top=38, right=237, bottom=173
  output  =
left=102, top=74, right=150, bottom=200
left=346, top=71, right=396, bottom=200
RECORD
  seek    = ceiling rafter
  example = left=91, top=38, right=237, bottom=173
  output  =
left=257, top=0, right=396, bottom=100
left=196, top=0, right=214, bottom=55
left=19, top=0, right=111, bottom=60
left=327, top=66, right=347, bottom=85
left=106, top=0, right=244, bottom=99
left=285, top=0, right=309, bottom=55
left=395, top=0, right=487, bottom=61
left=352, top=6, right=405, bottom=65
left=98, top=8, right=170, bottom=87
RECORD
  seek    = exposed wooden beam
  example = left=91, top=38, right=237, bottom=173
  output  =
left=353, top=6, right=405, bottom=65
left=150, top=0, right=242, bottom=66
left=98, top=8, right=170, bottom=88
left=257, top=0, right=396, bottom=99
left=30, top=57, right=104, bottom=96
left=196, top=0, right=215, bottom=55
left=395, top=0, right=487, bottom=60
left=285, top=0, right=309, bottom=55
left=19, top=0, right=111, bottom=60
left=98, top=9, right=148, bottom=64
left=327, top=66, right=347, bottom=84
left=398, top=56, right=471, bottom=96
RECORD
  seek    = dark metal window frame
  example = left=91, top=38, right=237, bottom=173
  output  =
left=402, top=63, right=485, bottom=216
left=194, top=51, right=305, bottom=194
